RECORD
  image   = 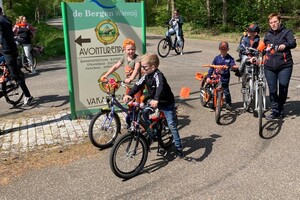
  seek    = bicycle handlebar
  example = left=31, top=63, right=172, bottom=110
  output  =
left=202, top=64, right=228, bottom=69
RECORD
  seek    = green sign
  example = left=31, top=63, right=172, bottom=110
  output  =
left=61, top=0, right=146, bottom=119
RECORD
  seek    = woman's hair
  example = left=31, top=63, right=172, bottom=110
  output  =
left=139, top=53, right=159, bottom=68
left=268, top=13, right=281, bottom=22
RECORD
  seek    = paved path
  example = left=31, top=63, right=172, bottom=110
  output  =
left=0, top=110, right=91, bottom=161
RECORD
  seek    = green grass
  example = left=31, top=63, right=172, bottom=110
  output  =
left=35, top=24, right=299, bottom=61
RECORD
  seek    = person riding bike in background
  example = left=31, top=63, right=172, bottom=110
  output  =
left=166, top=8, right=184, bottom=55
left=123, top=53, right=184, bottom=158
left=206, top=41, right=238, bottom=110
left=101, top=38, right=143, bottom=103
left=236, top=24, right=261, bottom=77
left=13, top=15, right=36, bottom=74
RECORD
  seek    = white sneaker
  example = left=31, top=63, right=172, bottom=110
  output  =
left=30, top=69, right=37, bottom=74
left=180, top=51, right=184, bottom=55
left=23, top=96, right=33, bottom=106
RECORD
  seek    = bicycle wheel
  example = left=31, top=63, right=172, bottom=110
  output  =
left=4, top=79, right=24, bottom=105
left=199, top=80, right=210, bottom=107
left=88, top=110, right=121, bottom=149
left=242, top=74, right=253, bottom=111
left=109, top=132, right=148, bottom=179
left=258, top=86, right=263, bottom=136
left=23, top=55, right=37, bottom=72
left=158, top=118, right=173, bottom=149
left=174, top=36, right=184, bottom=54
left=157, top=38, right=171, bottom=58
left=215, top=90, right=222, bottom=125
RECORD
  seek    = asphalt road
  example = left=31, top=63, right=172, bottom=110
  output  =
left=1, top=34, right=300, bottom=199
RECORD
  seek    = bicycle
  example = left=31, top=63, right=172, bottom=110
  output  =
left=88, top=78, right=127, bottom=149
left=195, top=64, right=228, bottom=124
left=240, top=45, right=267, bottom=136
left=157, top=23, right=184, bottom=58
left=88, top=78, right=174, bottom=149
left=0, top=59, right=24, bottom=106
left=109, top=101, right=174, bottom=179
left=17, top=43, right=37, bottom=73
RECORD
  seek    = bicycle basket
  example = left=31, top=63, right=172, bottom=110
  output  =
left=100, top=78, right=120, bottom=95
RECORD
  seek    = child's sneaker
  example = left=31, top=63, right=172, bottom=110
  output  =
left=176, top=148, right=185, bottom=159
left=23, top=96, right=33, bottom=106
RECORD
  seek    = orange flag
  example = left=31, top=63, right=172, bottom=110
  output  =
left=180, top=87, right=191, bottom=99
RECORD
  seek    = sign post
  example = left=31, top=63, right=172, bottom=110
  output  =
left=61, top=0, right=146, bottom=119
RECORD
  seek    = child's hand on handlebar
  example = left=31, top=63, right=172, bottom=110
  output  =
left=100, top=76, right=107, bottom=82
left=124, top=78, right=132, bottom=84
left=123, top=95, right=133, bottom=103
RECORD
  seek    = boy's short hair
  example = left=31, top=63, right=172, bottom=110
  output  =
left=219, top=41, right=229, bottom=49
left=123, top=38, right=135, bottom=48
left=139, top=53, right=160, bottom=68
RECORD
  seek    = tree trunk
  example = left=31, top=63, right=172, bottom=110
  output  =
left=222, top=0, right=228, bottom=26
left=206, top=0, right=211, bottom=27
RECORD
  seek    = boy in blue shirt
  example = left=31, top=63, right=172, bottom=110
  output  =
left=206, top=41, right=238, bottom=110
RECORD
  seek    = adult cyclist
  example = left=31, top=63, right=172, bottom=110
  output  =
left=166, top=9, right=184, bottom=55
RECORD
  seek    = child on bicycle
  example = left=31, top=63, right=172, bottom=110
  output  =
left=123, top=53, right=184, bottom=158
left=101, top=38, right=142, bottom=102
left=236, top=24, right=260, bottom=77
left=206, top=41, right=238, bottom=110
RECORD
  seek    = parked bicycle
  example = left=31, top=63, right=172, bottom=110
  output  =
left=240, top=44, right=267, bottom=136
left=0, top=59, right=24, bottom=106
left=109, top=100, right=173, bottom=179
left=157, top=23, right=184, bottom=58
left=195, top=64, right=228, bottom=124
left=88, top=78, right=174, bottom=150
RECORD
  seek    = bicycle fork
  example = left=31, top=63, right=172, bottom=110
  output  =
left=254, top=80, right=267, bottom=112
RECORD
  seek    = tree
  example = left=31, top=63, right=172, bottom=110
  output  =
left=222, top=0, right=227, bottom=26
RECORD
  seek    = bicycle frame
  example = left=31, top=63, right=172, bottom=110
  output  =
left=254, top=57, right=267, bottom=112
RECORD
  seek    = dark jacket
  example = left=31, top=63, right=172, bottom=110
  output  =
left=239, top=35, right=260, bottom=57
left=0, top=15, right=18, bottom=54
left=128, top=69, right=175, bottom=106
left=263, top=24, right=297, bottom=70
left=16, top=25, right=33, bottom=44
left=207, top=54, right=236, bottom=84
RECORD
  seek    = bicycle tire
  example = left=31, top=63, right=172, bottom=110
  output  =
left=109, top=132, right=148, bottom=179
left=258, top=86, right=263, bottom=136
left=215, top=90, right=222, bottom=124
left=242, top=74, right=253, bottom=111
left=23, top=55, right=37, bottom=72
left=157, top=38, right=171, bottom=58
left=158, top=118, right=173, bottom=149
left=88, top=110, right=121, bottom=149
left=199, top=79, right=210, bottom=107
left=174, top=36, right=184, bottom=54
left=4, top=79, right=24, bottom=105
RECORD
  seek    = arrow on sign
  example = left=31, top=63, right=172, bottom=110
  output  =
left=75, top=35, right=91, bottom=46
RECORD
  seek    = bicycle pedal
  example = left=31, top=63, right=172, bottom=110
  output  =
left=157, top=149, right=167, bottom=157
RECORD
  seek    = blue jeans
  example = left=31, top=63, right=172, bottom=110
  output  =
left=222, top=82, right=231, bottom=105
left=264, top=66, right=293, bottom=112
left=166, top=28, right=183, bottom=48
left=159, top=102, right=183, bottom=150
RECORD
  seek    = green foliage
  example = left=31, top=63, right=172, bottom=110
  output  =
left=33, top=23, right=65, bottom=60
